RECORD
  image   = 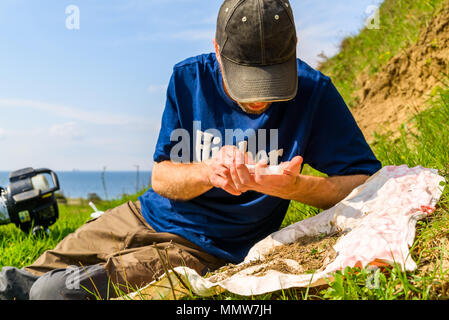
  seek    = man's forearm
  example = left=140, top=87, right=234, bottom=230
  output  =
left=280, top=174, right=369, bottom=210
left=152, top=158, right=370, bottom=208
left=151, top=161, right=212, bottom=201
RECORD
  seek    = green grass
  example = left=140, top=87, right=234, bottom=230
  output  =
left=319, top=0, right=445, bottom=108
left=0, top=192, right=144, bottom=270
left=0, top=203, right=91, bottom=269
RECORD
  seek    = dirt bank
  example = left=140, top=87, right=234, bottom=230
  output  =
left=352, top=6, right=449, bottom=141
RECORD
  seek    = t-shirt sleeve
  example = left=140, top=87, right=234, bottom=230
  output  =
left=153, top=71, right=182, bottom=163
left=303, top=79, right=382, bottom=176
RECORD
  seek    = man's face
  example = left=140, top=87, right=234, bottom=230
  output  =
left=214, top=39, right=274, bottom=115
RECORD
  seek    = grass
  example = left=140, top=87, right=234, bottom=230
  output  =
left=0, top=203, right=91, bottom=269
left=0, top=192, right=144, bottom=270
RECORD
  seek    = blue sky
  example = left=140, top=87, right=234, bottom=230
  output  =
left=0, top=0, right=382, bottom=171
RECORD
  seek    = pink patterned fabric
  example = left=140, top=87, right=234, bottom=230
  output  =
left=324, top=165, right=443, bottom=272
left=244, top=165, right=445, bottom=272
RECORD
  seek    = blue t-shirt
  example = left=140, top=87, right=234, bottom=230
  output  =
left=139, top=53, right=382, bottom=264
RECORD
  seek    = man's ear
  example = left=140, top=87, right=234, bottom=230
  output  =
left=213, top=39, right=221, bottom=63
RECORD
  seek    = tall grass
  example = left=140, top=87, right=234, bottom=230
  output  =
left=372, top=86, right=449, bottom=175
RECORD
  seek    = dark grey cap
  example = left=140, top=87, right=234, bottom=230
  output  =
left=216, top=0, right=298, bottom=103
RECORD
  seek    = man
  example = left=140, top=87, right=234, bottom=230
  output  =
left=0, top=0, right=381, bottom=300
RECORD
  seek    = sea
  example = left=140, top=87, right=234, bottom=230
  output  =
left=0, top=171, right=152, bottom=200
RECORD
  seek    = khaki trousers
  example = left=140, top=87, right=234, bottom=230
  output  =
left=23, top=201, right=226, bottom=297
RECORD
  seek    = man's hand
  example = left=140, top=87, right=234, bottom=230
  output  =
left=229, top=154, right=304, bottom=199
left=203, top=145, right=303, bottom=198
left=204, top=147, right=370, bottom=209
left=203, top=145, right=254, bottom=196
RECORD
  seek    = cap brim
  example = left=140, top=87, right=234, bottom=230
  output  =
left=221, top=54, right=298, bottom=103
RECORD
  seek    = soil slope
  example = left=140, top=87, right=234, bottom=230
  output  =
left=352, top=7, right=449, bottom=141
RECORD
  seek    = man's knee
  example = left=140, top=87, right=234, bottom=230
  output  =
left=29, top=265, right=110, bottom=300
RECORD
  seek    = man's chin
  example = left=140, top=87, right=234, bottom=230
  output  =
left=237, top=103, right=272, bottom=115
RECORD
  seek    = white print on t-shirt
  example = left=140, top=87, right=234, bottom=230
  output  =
left=169, top=121, right=284, bottom=165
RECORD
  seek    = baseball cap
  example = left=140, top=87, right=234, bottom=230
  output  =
left=215, top=0, right=298, bottom=103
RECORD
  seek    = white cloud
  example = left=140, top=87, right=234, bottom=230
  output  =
left=0, top=121, right=158, bottom=171
left=0, top=98, right=162, bottom=170
left=49, top=122, right=83, bottom=140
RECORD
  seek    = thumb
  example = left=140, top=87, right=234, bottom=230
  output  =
left=283, top=156, right=303, bottom=176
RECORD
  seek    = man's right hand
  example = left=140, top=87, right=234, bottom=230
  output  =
left=203, top=145, right=253, bottom=196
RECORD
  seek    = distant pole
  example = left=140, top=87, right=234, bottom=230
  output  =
left=101, top=166, right=108, bottom=200
left=134, top=165, right=140, bottom=194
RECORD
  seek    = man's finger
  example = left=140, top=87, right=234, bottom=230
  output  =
left=255, top=159, right=268, bottom=171
left=216, top=164, right=230, bottom=179
left=235, top=159, right=254, bottom=187
left=230, top=162, right=247, bottom=192
left=253, top=159, right=268, bottom=183
left=221, top=163, right=244, bottom=193
left=283, top=156, right=303, bottom=176
left=234, top=149, right=255, bottom=187
left=235, top=149, right=245, bottom=165
left=214, top=175, right=242, bottom=196
left=222, top=145, right=240, bottom=166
